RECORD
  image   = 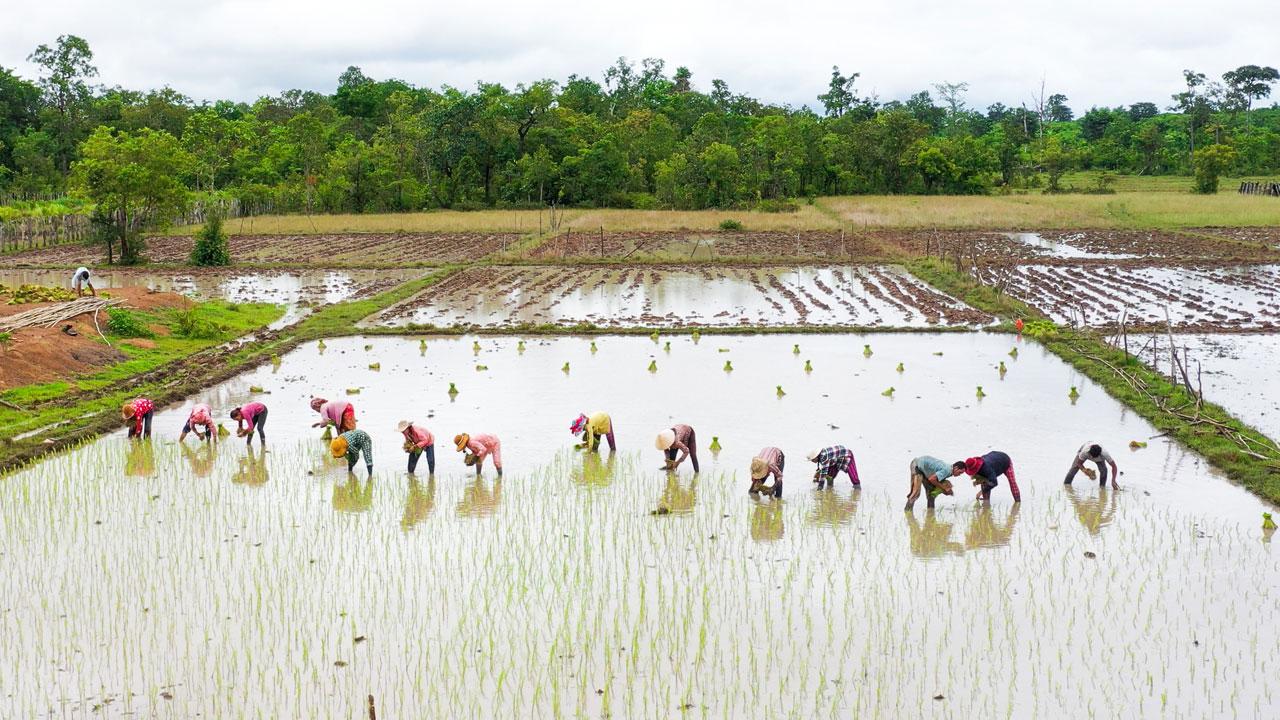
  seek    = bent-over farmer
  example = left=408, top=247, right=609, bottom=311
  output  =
left=331, top=428, right=373, bottom=475
left=655, top=423, right=699, bottom=473
left=397, top=420, right=435, bottom=474
left=749, top=446, right=785, bottom=497
left=571, top=412, right=616, bottom=452
left=953, top=451, right=1021, bottom=502
left=456, top=432, right=503, bottom=476
left=1065, top=442, right=1120, bottom=490
left=808, top=445, right=860, bottom=489
left=906, top=455, right=954, bottom=510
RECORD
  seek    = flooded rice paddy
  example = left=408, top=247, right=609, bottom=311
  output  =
left=0, top=267, right=423, bottom=327
left=372, top=265, right=992, bottom=328
left=976, top=263, right=1280, bottom=329
left=2, top=333, right=1277, bottom=718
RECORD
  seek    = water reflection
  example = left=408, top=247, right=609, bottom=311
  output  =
left=332, top=476, right=375, bottom=513
left=1066, top=486, right=1117, bottom=536
left=180, top=442, right=216, bottom=478
left=808, top=487, right=860, bottom=528
left=401, top=478, right=436, bottom=531
left=457, top=478, right=502, bottom=518
left=750, top=497, right=784, bottom=543
left=125, top=441, right=156, bottom=478
left=232, top=446, right=269, bottom=487
left=658, top=474, right=698, bottom=515
left=964, top=505, right=1021, bottom=551
left=905, top=509, right=964, bottom=559
left=571, top=451, right=617, bottom=488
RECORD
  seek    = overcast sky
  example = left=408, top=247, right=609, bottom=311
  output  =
left=3, top=0, right=1276, bottom=113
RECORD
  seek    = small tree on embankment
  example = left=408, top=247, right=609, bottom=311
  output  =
left=190, top=213, right=231, bottom=266
left=70, top=126, right=193, bottom=264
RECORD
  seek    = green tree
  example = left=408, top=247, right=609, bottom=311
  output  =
left=190, top=213, right=231, bottom=266
left=27, top=35, right=98, bottom=172
left=818, top=66, right=860, bottom=118
left=1033, top=136, right=1079, bottom=192
left=1192, top=143, right=1237, bottom=194
left=699, top=141, right=741, bottom=206
left=71, top=127, right=193, bottom=264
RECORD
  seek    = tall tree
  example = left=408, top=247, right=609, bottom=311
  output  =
left=818, top=66, right=860, bottom=117
left=1170, top=69, right=1212, bottom=161
left=27, top=34, right=98, bottom=172
left=1222, top=65, right=1279, bottom=115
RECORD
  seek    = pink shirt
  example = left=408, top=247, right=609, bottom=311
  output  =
left=466, top=433, right=500, bottom=459
left=320, top=400, right=351, bottom=427
left=188, top=403, right=214, bottom=432
left=239, top=401, right=266, bottom=431
left=403, top=424, right=434, bottom=449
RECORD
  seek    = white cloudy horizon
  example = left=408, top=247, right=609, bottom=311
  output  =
left=2, top=0, right=1277, bottom=113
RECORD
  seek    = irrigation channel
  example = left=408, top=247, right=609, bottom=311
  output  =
left=2, top=333, right=1277, bottom=718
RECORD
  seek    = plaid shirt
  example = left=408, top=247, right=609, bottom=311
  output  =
left=813, top=445, right=859, bottom=483
left=340, top=429, right=373, bottom=467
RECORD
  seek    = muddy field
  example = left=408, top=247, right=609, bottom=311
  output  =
left=975, top=263, right=1280, bottom=329
left=529, top=229, right=895, bottom=261
left=372, top=265, right=992, bottom=328
left=2, top=334, right=1275, bottom=718
left=1190, top=226, right=1280, bottom=248
left=1133, top=333, right=1280, bottom=442
left=0, top=232, right=521, bottom=267
left=0, top=267, right=424, bottom=328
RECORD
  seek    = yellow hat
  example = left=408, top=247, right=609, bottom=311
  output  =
left=454, top=433, right=470, bottom=452
left=330, top=436, right=348, bottom=458
left=750, top=458, right=769, bottom=480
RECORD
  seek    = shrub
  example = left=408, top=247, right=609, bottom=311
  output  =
left=1193, top=144, right=1238, bottom=194
left=172, top=307, right=225, bottom=340
left=190, top=214, right=231, bottom=266
left=106, top=309, right=155, bottom=338
left=754, top=198, right=799, bottom=213
left=718, top=219, right=744, bottom=231
left=624, top=192, right=660, bottom=210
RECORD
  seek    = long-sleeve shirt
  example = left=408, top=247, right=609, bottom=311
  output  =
left=584, top=413, right=612, bottom=447
left=755, top=446, right=784, bottom=483
left=466, top=433, right=502, bottom=468
left=974, top=451, right=1012, bottom=482
left=813, top=445, right=860, bottom=484
left=238, top=402, right=267, bottom=432
left=187, top=403, right=215, bottom=435
left=340, top=429, right=373, bottom=468
left=403, top=424, right=434, bottom=449
left=670, top=424, right=695, bottom=463
left=127, top=398, right=154, bottom=436
left=319, top=400, right=352, bottom=428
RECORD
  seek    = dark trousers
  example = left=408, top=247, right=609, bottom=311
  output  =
left=245, top=408, right=267, bottom=445
left=1065, top=460, right=1108, bottom=487
left=128, top=410, right=154, bottom=439
left=589, top=430, right=617, bottom=453
left=408, top=444, right=436, bottom=474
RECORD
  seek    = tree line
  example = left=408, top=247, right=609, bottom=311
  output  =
left=2, top=35, right=1278, bottom=218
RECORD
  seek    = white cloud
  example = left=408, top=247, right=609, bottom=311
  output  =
left=2, top=0, right=1276, bottom=112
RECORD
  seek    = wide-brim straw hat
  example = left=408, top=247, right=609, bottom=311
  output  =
left=454, top=433, right=470, bottom=452
left=655, top=429, right=676, bottom=451
left=121, top=402, right=136, bottom=419
left=330, top=436, right=349, bottom=458
left=805, top=449, right=820, bottom=461
left=750, top=458, right=769, bottom=480
left=396, top=420, right=412, bottom=434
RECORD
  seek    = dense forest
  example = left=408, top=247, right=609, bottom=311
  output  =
left=1, top=35, right=1278, bottom=214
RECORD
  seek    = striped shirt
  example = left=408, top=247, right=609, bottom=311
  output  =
left=755, top=446, right=784, bottom=482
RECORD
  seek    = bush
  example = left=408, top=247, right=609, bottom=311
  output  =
left=1193, top=144, right=1238, bottom=194
left=172, top=307, right=226, bottom=340
left=190, top=214, right=231, bottom=266
left=624, top=192, right=660, bottom=210
left=718, top=219, right=744, bottom=231
left=106, top=309, right=155, bottom=338
left=754, top=198, right=799, bottom=213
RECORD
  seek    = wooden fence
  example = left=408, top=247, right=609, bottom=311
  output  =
left=1239, top=181, right=1280, bottom=197
left=0, top=198, right=251, bottom=254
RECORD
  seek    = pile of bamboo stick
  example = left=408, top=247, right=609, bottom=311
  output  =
left=0, top=297, right=122, bottom=333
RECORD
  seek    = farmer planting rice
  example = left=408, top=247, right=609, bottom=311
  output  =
left=331, top=428, right=374, bottom=475
left=655, top=424, right=699, bottom=473
left=70, top=266, right=95, bottom=297
left=121, top=397, right=154, bottom=439
left=1065, top=442, right=1121, bottom=489
left=905, top=455, right=954, bottom=510
left=808, top=445, right=860, bottom=489
left=749, top=446, right=784, bottom=497
left=397, top=420, right=435, bottom=474
left=179, top=403, right=217, bottom=444
left=953, top=451, right=1021, bottom=502
left=230, top=401, right=268, bottom=446
left=570, top=412, right=615, bottom=452
left=455, top=432, right=502, bottom=476
left=311, top=397, right=357, bottom=434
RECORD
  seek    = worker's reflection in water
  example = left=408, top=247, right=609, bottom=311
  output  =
left=964, top=504, right=1021, bottom=551
left=808, top=487, right=860, bottom=528
left=750, top=496, right=784, bottom=543
left=181, top=441, right=216, bottom=478
left=457, top=476, right=502, bottom=518
left=1066, top=485, right=1117, bottom=536
left=333, top=475, right=374, bottom=513
left=905, top=509, right=964, bottom=559
left=572, top=451, right=617, bottom=489
left=232, top=446, right=269, bottom=487
left=657, top=473, right=698, bottom=515
left=125, top=439, right=156, bottom=478
left=401, top=477, right=436, bottom=531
